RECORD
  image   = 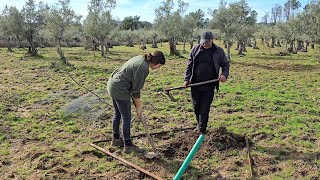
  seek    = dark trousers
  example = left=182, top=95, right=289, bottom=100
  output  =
left=112, top=98, right=131, bottom=144
left=191, top=87, right=214, bottom=132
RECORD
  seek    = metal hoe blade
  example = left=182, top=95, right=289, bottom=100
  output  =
left=144, top=151, right=158, bottom=159
left=164, top=89, right=177, bottom=102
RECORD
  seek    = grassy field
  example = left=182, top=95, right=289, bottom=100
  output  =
left=0, top=41, right=319, bottom=179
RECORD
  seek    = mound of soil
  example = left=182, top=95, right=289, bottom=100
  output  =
left=159, top=127, right=247, bottom=159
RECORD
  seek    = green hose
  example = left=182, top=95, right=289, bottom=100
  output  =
left=173, top=134, right=205, bottom=180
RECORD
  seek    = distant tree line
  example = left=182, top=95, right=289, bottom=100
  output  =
left=0, top=0, right=319, bottom=62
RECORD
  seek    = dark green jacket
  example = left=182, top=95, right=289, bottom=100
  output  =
left=107, top=55, right=149, bottom=100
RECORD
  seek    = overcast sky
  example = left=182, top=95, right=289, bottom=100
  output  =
left=0, top=0, right=309, bottom=23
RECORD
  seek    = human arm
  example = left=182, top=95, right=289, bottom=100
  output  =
left=132, top=97, right=142, bottom=118
left=219, top=50, right=230, bottom=82
left=184, top=47, right=195, bottom=87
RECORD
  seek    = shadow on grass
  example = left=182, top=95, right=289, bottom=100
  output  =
left=233, top=61, right=319, bottom=72
left=67, top=55, right=119, bottom=61
left=249, top=54, right=314, bottom=61
left=255, top=145, right=320, bottom=162
left=18, top=53, right=47, bottom=60
left=78, top=66, right=111, bottom=74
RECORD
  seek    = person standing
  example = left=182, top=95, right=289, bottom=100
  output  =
left=183, top=31, right=230, bottom=134
left=107, top=51, right=165, bottom=153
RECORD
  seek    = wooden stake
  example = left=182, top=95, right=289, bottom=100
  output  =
left=245, top=137, right=254, bottom=177
left=89, top=143, right=164, bottom=180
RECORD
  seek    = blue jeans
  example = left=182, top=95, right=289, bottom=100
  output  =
left=112, top=98, right=131, bottom=144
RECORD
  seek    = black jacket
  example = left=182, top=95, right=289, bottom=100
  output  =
left=184, top=43, right=230, bottom=84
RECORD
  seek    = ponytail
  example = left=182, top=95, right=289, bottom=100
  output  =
left=144, top=53, right=153, bottom=62
left=143, top=51, right=165, bottom=65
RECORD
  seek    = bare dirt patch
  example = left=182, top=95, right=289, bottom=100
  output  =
left=159, top=127, right=247, bottom=160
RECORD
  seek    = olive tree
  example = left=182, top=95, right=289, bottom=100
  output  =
left=154, top=0, right=188, bottom=56
left=83, top=0, right=116, bottom=59
left=211, top=0, right=256, bottom=59
left=22, top=0, right=47, bottom=56
left=0, top=6, right=15, bottom=51
left=301, top=0, right=320, bottom=49
left=45, top=0, right=78, bottom=64
left=180, top=14, right=196, bottom=52
left=0, top=6, right=24, bottom=50
left=148, top=30, right=159, bottom=48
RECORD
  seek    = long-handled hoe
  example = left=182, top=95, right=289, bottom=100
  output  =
left=164, top=79, right=219, bottom=101
left=131, top=97, right=159, bottom=159
left=140, top=115, right=159, bottom=159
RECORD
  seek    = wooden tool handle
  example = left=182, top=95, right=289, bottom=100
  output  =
left=165, top=79, right=219, bottom=91
left=140, top=116, right=157, bottom=153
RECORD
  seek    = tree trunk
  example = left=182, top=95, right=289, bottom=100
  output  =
left=288, top=40, right=297, bottom=54
left=311, top=43, right=315, bottom=49
left=104, top=42, right=108, bottom=60
left=253, top=38, right=259, bottom=49
left=293, top=41, right=297, bottom=54
left=105, top=42, right=109, bottom=52
left=297, top=40, right=303, bottom=51
left=91, top=40, right=95, bottom=51
left=126, top=37, right=134, bottom=47
left=107, top=41, right=113, bottom=49
left=6, top=38, right=13, bottom=52
left=65, top=39, right=70, bottom=47
left=247, top=39, right=252, bottom=47
left=243, top=42, right=247, bottom=52
left=287, top=40, right=294, bottom=53
left=169, top=38, right=180, bottom=56
left=27, top=35, right=38, bottom=56
left=30, top=46, right=38, bottom=56
left=238, top=41, right=245, bottom=55
left=197, top=36, right=200, bottom=44
left=226, top=41, right=232, bottom=60
left=7, top=47, right=13, bottom=52
left=276, top=39, right=281, bottom=47
left=266, top=39, right=270, bottom=47
left=101, top=43, right=105, bottom=58
left=151, top=38, right=158, bottom=48
left=190, top=40, right=193, bottom=49
left=271, top=37, right=275, bottom=48
left=182, top=40, right=186, bottom=53
left=235, top=41, right=240, bottom=50
left=140, top=40, right=146, bottom=50
left=305, top=41, right=309, bottom=52
left=16, top=35, right=22, bottom=48
left=56, top=39, right=67, bottom=64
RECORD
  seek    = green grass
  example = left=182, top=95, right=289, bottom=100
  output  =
left=0, top=42, right=319, bottom=179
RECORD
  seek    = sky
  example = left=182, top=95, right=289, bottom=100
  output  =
left=0, top=0, right=310, bottom=23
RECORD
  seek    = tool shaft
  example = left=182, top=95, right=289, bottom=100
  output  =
left=165, top=79, right=219, bottom=91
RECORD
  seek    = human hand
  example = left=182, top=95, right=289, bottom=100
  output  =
left=183, top=81, right=189, bottom=88
left=135, top=105, right=143, bottom=119
left=219, top=74, right=227, bottom=82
